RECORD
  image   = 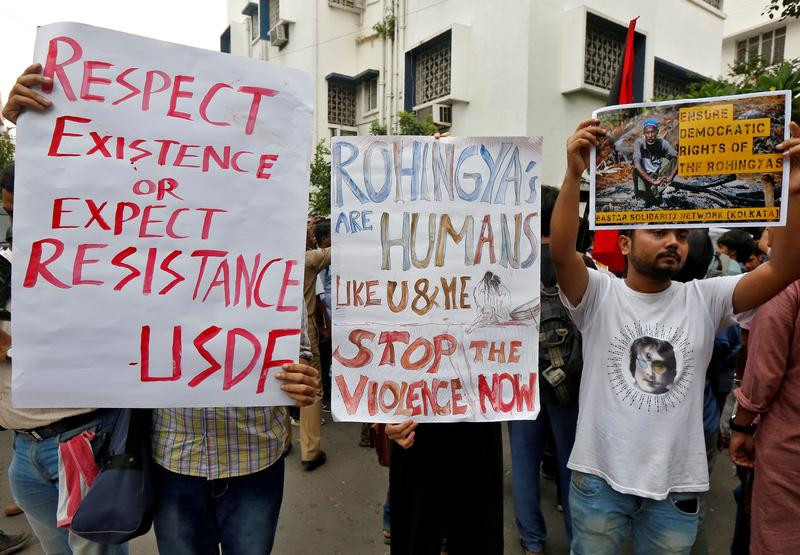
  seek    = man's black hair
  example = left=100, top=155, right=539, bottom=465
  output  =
left=540, top=185, right=559, bottom=237
left=717, top=229, right=755, bottom=261
left=0, top=164, right=13, bottom=194
left=674, top=229, right=713, bottom=283
left=313, top=219, right=331, bottom=244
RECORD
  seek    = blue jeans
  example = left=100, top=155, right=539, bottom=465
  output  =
left=569, top=472, right=699, bottom=555
left=153, top=457, right=285, bottom=554
left=508, top=402, right=578, bottom=552
left=9, top=410, right=128, bottom=555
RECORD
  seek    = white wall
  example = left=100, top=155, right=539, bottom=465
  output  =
left=721, top=0, right=800, bottom=71
left=224, top=0, right=731, bottom=187
left=525, top=0, right=725, bottom=186
left=724, top=0, right=772, bottom=36
left=403, top=0, right=531, bottom=137
left=651, top=0, right=727, bottom=79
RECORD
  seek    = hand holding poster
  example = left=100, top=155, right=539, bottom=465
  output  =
left=331, top=136, right=541, bottom=423
left=590, top=91, right=790, bottom=229
left=13, top=23, right=313, bottom=407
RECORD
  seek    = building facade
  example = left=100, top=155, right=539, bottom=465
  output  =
left=721, top=0, right=800, bottom=73
left=223, top=0, right=728, bottom=186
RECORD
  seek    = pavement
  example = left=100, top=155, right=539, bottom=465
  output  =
left=0, top=416, right=740, bottom=554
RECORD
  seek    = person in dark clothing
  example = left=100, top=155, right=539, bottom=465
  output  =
left=385, top=185, right=509, bottom=555
left=388, top=422, right=503, bottom=555
left=507, top=185, right=591, bottom=554
left=632, top=118, right=678, bottom=206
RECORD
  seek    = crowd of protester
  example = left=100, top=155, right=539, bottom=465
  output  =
left=0, top=65, right=798, bottom=555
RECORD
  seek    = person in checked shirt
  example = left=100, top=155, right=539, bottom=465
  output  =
left=150, top=307, right=320, bottom=554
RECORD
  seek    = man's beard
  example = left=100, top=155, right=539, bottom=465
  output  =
left=629, top=251, right=682, bottom=281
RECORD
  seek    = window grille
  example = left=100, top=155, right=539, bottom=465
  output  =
left=269, top=0, right=280, bottom=28
left=653, top=68, right=691, bottom=99
left=584, top=17, right=626, bottom=90
left=328, top=83, right=357, bottom=126
left=701, top=0, right=722, bottom=9
left=415, top=40, right=451, bottom=105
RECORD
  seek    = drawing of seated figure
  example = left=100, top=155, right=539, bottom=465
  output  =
left=468, top=271, right=512, bottom=331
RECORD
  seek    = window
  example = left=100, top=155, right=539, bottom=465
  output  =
left=774, top=27, right=786, bottom=62
left=653, top=70, right=689, bottom=99
left=328, top=83, right=357, bottom=126
left=736, top=39, right=747, bottom=64
left=364, top=78, right=378, bottom=113
left=270, top=0, right=280, bottom=29
left=329, top=0, right=364, bottom=11
left=249, top=9, right=259, bottom=41
left=701, top=0, right=722, bottom=9
left=327, top=70, right=378, bottom=117
left=414, top=37, right=451, bottom=105
left=582, top=13, right=645, bottom=98
left=329, top=128, right=358, bottom=140
left=584, top=14, right=627, bottom=90
left=220, top=27, right=231, bottom=54
left=241, top=3, right=260, bottom=42
left=653, top=59, right=701, bottom=99
left=735, top=27, right=785, bottom=65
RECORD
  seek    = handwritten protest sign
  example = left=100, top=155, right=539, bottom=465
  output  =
left=590, top=91, right=790, bottom=229
left=12, top=23, right=313, bottom=407
left=331, top=136, right=541, bottom=423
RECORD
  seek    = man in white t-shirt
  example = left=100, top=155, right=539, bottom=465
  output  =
left=550, top=119, right=800, bottom=554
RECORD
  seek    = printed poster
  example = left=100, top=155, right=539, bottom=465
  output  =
left=590, top=91, right=791, bottom=229
left=13, top=23, right=313, bottom=407
left=331, top=136, right=542, bottom=423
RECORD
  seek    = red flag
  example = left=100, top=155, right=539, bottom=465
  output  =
left=618, top=17, right=638, bottom=104
left=593, top=17, right=638, bottom=275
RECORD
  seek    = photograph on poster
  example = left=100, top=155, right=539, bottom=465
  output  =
left=591, top=91, right=790, bottom=229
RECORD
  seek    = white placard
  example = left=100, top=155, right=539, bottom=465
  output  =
left=12, top=23, right=313, bottom=407
left=331, top=136, right=542, bottom=422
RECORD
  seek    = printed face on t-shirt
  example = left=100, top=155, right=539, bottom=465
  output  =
left=629, top=337, right=677, bottom=395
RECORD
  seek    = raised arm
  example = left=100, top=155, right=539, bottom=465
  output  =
left=733, top=121, right=800, bottom=313
left=551, top=119, right=606, bottom=306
